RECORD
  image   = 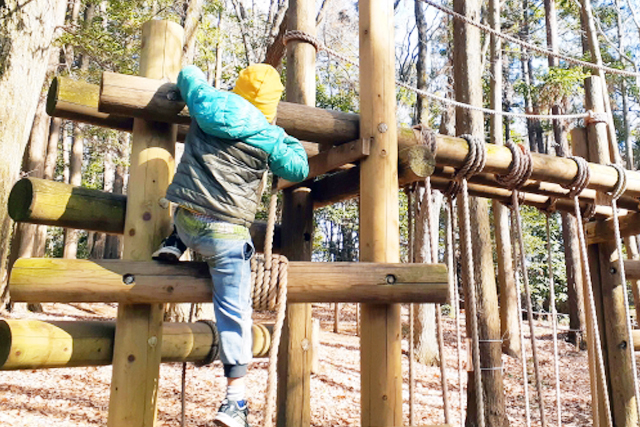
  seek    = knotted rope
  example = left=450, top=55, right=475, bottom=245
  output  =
left=498, top=142, right=548, bottom=427
left=567, top=157, right=614, bottom=427
left=606, top=163, right=640, bottom=423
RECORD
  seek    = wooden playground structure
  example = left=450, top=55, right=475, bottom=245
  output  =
left=3, top=0, right=640, bottom=426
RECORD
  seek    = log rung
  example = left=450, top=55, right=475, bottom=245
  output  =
left=9, top=258, right=449, bottom=304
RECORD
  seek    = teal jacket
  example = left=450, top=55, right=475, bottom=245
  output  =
left=166, top=66, right=309, bottom=227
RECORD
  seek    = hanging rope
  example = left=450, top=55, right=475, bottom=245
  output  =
left=544, top=212, right=563, bottom=427
left=499, top=142, right=548, bottom=427
left=424, top=178, right=452, bottom=425
left=509, top=205, right=532, bottom=427
left=606, top=163, right=640, bottom=423
left=283, top=30, right=590, bottom=121
left=419, top=0, right=640, bottom=79
left=446, top=197, right=465, bottom=427
left=448, top=133, right=487, bottom=427
left=563, top=156, right=614, bottom=427
left=406, top=185, right=416, bottom=427
left=259, top=187, right=289, bottom=427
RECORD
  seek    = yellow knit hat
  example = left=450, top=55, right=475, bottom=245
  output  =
left=232, top=64, right=284, bottom=123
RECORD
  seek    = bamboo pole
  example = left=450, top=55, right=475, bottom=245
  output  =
left=9, top=258, right=449, bottom=304
left=276, top=1, right=316, bottom=426
left=586, top=75, right=638, bottom=427
left=107, top=20, right=183, bottom=427
left=358, top=1, right=402, bottom=425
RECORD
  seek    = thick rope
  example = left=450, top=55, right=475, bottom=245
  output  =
left=459, top=180, right=485, bottom=427
left=446, top=197, right=465, bottom=427
left=606, top=163, right=640, bottom=423
left=283, top=30, right=590, bottom=121
left=451, top=133, right=486, bottom=427
left=497, top=142, right=546, bottom=426
left=511, top=192, right=548, bottom=427
left=419, top=0, right=640, bottom=79
left=406, top=186, right=416, bottom=427
left=261, top=187, right=289, bottom=427
left=510, top=209, right=532, bottom=427
left=544, top=213, right=563, bottom=427
left=568, top=157, right=614, bottom=427
left=424, top=178, right=451, bottom=424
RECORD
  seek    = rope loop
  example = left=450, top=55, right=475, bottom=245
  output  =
left=562, top=156, right=591, bottom=198
left=581, top=203, right=597, bottom=221
left=283, top=30, right=322, bottom=52
left=455, top=134, right=486, bottom=180
left=541, top=197, right=558, bottom=216
left=445, top=134, right=486, bottom=198
left=585, top=110, right=609, bottom=126
left=413, top=124, right=438, bottom=155
left=495, top=141, right=533, bottom=190
left=607, top=163, right=627, bottom=201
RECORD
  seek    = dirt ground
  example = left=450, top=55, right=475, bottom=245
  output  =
left=0, top=302, right=591, bottom=426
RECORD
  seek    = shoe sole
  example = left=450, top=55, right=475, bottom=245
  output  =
left=214, top=412, right=246, bottom=427
left=151, top=247, right=182, bottom=263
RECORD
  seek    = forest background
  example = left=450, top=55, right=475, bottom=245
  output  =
left=1, top=0, right=640, bottom=365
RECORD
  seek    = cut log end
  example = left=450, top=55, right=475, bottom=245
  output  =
left=8, top=178, right=34, bottom=222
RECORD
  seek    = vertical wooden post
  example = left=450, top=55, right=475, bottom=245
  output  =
left=107, top=20, right=182, bottom=427
left=359, top=1, right=402, bottom=426
left=453, top=0, right=509, bottom=425
left=276, top=1, right=315, bottom=426
left=585, top=75, right=639, bottom=427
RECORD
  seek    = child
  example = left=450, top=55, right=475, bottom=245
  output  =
left=156, top=64, right=308, bottom=427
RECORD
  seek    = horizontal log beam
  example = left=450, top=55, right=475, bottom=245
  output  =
left=97, top=73, right=640, bottom=200
left=0, top=319, right=274, bottom=370
left=10, top=258, right=449, bottom=304
left=277, top=138, right=371, bottom=190
left=624, top=260, right=640, bottom=281
left=312, top=166, right=619, bottom=219
left=8, top=177, right=127, bottom=234
left=8, top=177, right=281, bottom=252
left=586, top=212, right=640, bottom=245
left=99, top=72, right=359, bottom=146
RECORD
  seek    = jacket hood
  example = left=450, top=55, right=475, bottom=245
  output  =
left=232, top=64, right=283, bottom=123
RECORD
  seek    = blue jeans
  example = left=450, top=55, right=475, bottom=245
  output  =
left=173, top=207, right=254, bottom=378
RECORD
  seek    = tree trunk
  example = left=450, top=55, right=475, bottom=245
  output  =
left=182, top=0, right=205, bottom=66
left=63, top=123, right=84, bottom=259
left=104, top=134, right=128, bottom=260
left=544, top=0, right=588, bottom=349
left=0, top=0, right=67, bottom=307
left=453, top=0, right=509, bottom=424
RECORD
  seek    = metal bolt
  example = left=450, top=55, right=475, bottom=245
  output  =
left=378, top=123, right=388, bottom=133
left=610, top=267, right=617, bottom=275
left=148, top=336, right=158, bottom=348
left=123, top=274, right=135, bottom=285
left=166, top=90, right=180, bottom=101
left=619, top=340, right=628, bottom=349
left=386, top=274, right=397, bottom=285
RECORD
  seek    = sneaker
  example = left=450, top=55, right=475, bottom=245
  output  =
left=151, top=227, right=187, bottom=263
left=214, top=399, right=250, bottom=427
